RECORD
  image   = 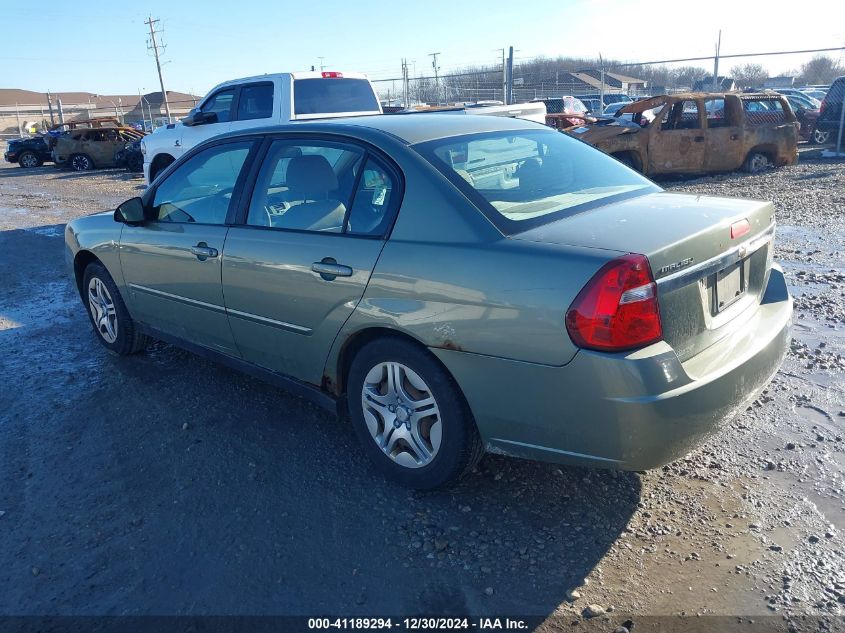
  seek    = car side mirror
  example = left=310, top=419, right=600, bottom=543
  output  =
left=183, top=111, right=218, bottom=127
left=114, top=197, right=146, bottom=224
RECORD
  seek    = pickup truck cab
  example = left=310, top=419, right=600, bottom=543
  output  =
left=142, top=71, right=381, bottom=183
left=570, top=92, right=798, bottom=176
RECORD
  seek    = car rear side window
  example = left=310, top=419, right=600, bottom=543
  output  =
left=152, top=141, right=252, bottom=225
left=246, top=140, right=364, bottom=233
left=416, top=129, right=659, bottom=235
left=237, top=83, right=274, bottom=121
left=742, top=98, right=786, bottom=125
left=661, top=100, right=700, bottom=130
left=346, top=158, right=396, bottom=236
left=293, top=78, right=379, bottom=115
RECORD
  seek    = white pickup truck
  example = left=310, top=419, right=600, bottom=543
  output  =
left=141, top=71, right=382, bottom=183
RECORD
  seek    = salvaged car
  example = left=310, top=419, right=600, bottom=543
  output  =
left=114, top=139, right=144, bottom=172
left=4, top=135, right=53, bottom=168
left=65, top=115, right=791, bottom=489
left=53, top=127, right=145, bottom=171
left=569, top=93, right=799, bottom=175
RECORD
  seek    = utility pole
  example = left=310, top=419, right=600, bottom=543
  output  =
left=145, top=16, right=172, bottom=123
left=46, top=91, right=55, bottom=126
left=506, top=46, right=514, bottom=105
left=599, top=54, right=605, bottom=108
left=496, top=48, right=506, bottom=102
left=429, top=52, right=441, bottom=104
left=713, top=30, right=722, bottom=91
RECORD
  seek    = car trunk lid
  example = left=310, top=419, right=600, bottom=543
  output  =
left=512, top=192, right=776, bottom=360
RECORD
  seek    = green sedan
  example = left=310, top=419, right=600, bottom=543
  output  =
left=65, top=114, right=792, bottom=489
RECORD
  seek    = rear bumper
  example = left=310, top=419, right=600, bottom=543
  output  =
left=432, top=265, right=792, bottom=470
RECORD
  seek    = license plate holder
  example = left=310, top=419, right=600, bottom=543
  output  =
left=713, top=260, right=746, bottom=313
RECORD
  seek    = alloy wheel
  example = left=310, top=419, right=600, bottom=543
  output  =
left=748, top=153, right=769, bottom=173
left=361, top=362, right=442, bottom=468
left=88, top=277, right=118, bottom=343
left=72, top=155, right=91, bottom=171
left=813, top=128, right=830, bottom=145
left=20, top=153, right=38, bottom=168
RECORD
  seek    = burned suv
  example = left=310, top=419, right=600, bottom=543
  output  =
left=569, top=93, right=798, bottom=176
left=52, top=126, right=145, bottom=171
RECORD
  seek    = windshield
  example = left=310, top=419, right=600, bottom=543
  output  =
left=293, top=78, right=380, bottom=115
left=415, top=129, right=659, bottom=234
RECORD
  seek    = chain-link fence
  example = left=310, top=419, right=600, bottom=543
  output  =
left=371, top=47, right=845, bottom=152
left=0, top=98, right=198, bottom=139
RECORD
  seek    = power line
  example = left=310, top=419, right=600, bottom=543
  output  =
left=145, top=16, right=172, bottom=122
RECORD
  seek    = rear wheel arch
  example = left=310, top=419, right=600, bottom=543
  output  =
left=333, top=327, right=464, bottom=400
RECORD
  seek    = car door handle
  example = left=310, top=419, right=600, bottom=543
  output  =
left=312, top=259, right=353, bottom=280
left=190, top=242, right=218, bottom=260
left=694, top=136, right=705, bottom=142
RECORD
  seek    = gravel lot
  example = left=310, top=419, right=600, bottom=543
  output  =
left=0, top=148, right=843, bottom=631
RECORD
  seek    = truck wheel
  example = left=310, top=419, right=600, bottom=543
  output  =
left=743, top=152, right=770, bottom=174
left=812, top=128, right=830, bottom=145
left=70, top=154, right=94, bottom=171
left=127, top=153, right=144, bottom=172
left=149, top=155, right=174, bottom=182
left=18, top=151, right=42, bottom=168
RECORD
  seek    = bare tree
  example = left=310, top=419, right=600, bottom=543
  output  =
left=730, top=63, right=768, bottom=89
left=798, top=55, right=845, bottom=86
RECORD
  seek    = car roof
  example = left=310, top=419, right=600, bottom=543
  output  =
left=212, top=113, right=546, bottom=146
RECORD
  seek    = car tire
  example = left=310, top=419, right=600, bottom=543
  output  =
left=82, top=262, right=149, bottom=355
left=743, top=152, right=770, bottom=174
left=18, top=151, right=42, bottom=168
left=149, top=155, right=174, bottom=182
left=812, top=128, right=830, bottom=145
left=70, top=153, right=94, bottom=171
left=347, top=337, right=483, bottom=489
left=127, top=153, right=144, bottom=172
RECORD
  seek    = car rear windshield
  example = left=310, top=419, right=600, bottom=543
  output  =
left=293, top=78, right=380, bottom=116
left=415, top=129, right=659, bottom=234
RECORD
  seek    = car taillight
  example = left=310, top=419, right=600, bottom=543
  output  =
left=820, top=99, right=826, bottom=114
left=322, top=71, right=343, bottom=78
left=565, top=254, right=662, bottom=352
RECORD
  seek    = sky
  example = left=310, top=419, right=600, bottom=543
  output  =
left=1, top=0, right=843, bottom=96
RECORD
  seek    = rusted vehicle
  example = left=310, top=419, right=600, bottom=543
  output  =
left=568, top=93, right=799, bottom=175
left=52, top=127, right=145, bottom=171
left=48, top=117, right=122, bottom=133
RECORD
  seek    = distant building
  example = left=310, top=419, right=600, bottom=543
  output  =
left=0, top=88, right=200, bottom=136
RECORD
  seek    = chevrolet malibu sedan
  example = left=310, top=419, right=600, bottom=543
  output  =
left=65, top=114, right=792, bottom=489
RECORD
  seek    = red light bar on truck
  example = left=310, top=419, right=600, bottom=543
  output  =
left=321, top=72, right=343, bottom=78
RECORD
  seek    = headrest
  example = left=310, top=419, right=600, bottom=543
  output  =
left=287, top=155, right=338, bottom=198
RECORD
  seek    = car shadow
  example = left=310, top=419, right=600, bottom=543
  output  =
left=0, top=223, right=640, bottom=621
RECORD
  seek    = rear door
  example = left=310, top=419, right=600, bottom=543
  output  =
left=648, top=99, right=706, bottom=173
left=120, top=139, right=257, bottom=355
left=229, top=81, right=276, bottom=134
left=704, top=97, right=744, bottom=172
left=221, top=137, right=399, bottom=384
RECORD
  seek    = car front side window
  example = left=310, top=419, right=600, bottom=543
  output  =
left=151, top=141, right=252, bottom=225
left=201, top=89, right=235, bottom=123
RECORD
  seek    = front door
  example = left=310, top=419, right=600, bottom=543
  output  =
left=80, top=129, right=123, bottom=167
left=222, top=138, right=399, bottom=384
left=179, top=87, right=236, bottom=158
left=648, top=98, right=706, bottom=174
left=120, top=139, right=256, bottom=355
